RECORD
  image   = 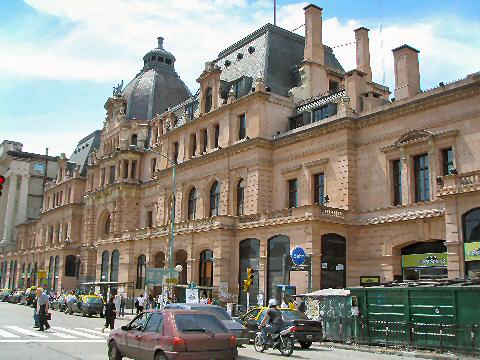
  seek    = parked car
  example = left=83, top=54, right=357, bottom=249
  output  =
left=69, top=294, right=104, bottom=317
left=239, top=306, right=323, bottom=348
left=51, top=293, right=67, bottom=312
left=164, top=303, right=249, bottom=346
left=9, top=290, right=24, bottom=304
left=0, top=289, right=12, bottom=302
left=108, top=309, right=238, bottom=360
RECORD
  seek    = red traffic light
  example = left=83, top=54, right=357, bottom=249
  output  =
left=0, top=175, right=5, bottom=184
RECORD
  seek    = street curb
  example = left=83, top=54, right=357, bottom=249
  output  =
left=315, top=342, right=460, bottom=360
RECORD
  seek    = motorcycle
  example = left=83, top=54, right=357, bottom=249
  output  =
left=254, top=325, right=295, bottom=357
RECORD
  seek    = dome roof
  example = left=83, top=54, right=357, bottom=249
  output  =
left=122, top=37, right=191, bottom=120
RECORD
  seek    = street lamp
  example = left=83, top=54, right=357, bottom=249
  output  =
left=146, top=148, right=177, bottom=271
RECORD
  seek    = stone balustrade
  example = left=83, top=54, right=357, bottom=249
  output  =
left=437, top=170, right=480, bottom=196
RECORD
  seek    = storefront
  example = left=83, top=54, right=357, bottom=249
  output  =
left=464, top=242, right=480, bottom=278
left=402, top=252, right=448, bottom=280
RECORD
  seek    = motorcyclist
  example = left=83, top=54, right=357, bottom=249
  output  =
left=258, top=299, right=284, bottom=345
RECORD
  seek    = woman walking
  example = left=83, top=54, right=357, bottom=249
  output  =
left=102, top=297, right=116, bottom=333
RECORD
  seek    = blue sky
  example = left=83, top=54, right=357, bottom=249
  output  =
left=1, top=0, right=479, bottom=155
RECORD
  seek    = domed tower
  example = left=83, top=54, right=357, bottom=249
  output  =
left=122, top=37, right=191, bottom=121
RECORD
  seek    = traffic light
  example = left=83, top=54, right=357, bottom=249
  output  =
left=242, top=267, right=256, bottom=292
left=0, top=175, right=5, bottom=197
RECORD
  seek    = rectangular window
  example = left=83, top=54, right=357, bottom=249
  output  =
left=288, top=179, right=298, bottom=208
left=123, top=160, right=129, bottom=179
left=173, top=142, right=179, bottom=164
left=147, top=210, right=153, bottom=228
left=33, top=162, right=46, bottom=174
left=101, top=168, right=106, bottom=186
left=313, top=105, right=328, bottom=122
left=202, top=129, right=208, bottom=153
left=392, top=159, right=402, bottom=206
left=442, top=147, right=454, bottom=175
left=238, top=113, right=246, bottom=140
left=414, top=153, right=430, bottom=202
left=214, top=124, right=220, bottom=148
left=130, top=160, right=137, bottom=179
left=151, top=158, right=157, bottom=178
left=186, top=103, right=194, bottom=120
left=190, top=133, right=196, bottom=158
left=109, top=165, right=116, bottom=184
left=313, top=173, right=325, bottom=205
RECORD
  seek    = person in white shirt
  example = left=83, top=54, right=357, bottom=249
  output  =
left=136, top=294, right=145, bottom=312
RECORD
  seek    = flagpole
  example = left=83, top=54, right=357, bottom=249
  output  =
left=274, top=0, right=277, bottom=26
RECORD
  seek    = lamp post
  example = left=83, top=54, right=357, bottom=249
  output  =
left=146, top=148, right=177, bottom=271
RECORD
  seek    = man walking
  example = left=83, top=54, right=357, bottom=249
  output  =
left=66, top=291, right=77, bottom=314
left=36, top=288, right=50, bottom=331
left=32, top=288, right=40, bottom=328
left=119, top=294, right=126, bottom=317
left=102, top=296, right=116, bottom=333
left=136, top=294, right=145, bottom=313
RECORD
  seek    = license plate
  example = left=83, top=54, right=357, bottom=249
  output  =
left=306, top=335, right=313, bottom=339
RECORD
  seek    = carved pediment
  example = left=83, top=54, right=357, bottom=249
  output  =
left=395, top=129, right=434, bottom=146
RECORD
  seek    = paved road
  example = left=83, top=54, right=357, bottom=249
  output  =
left=0, top=301, right=426, bottom=360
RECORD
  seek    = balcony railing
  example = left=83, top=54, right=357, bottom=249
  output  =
left=437, top=170, right=480, bottom=196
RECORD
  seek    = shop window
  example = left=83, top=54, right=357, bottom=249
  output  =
left=463, top=208, right=480, bottom=278
left=101, top=250, right=109, bottom=281
left=110, top=250, right=120, bottom=283
left=267, top=235, right=290, bottom=300
left=401, top=240, right=447, bottom=281
left=238, top=239, right=260, bottom=305
left=392, top=159, right=402, bottom=205
left=414, top=153, right=430, bottom=202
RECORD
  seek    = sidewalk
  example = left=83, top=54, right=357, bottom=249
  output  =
left=315, top=341, right=477, bottom=360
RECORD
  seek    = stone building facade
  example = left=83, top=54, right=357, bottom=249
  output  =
left=1, top=4, right=479, bottom=304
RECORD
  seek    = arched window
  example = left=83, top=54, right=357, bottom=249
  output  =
left=463, top=208, right=480, bottom=278
left=48, top=225, right=54, bottom=243
left=238, top=239, right=260, bottom=305
left=47, top=256, right=53, bottom=289
left=188, top=188, right=197, bottom=220
left=136, top=255, right=146, bottom=289
left=204, top=87, right=213, bottom=113
left=110, top=250, right=120, bottom=283
left=199, top=249, right=214, bottom=287
left=267, top=235, right=290, bottom=300
left=154, top=251, right=165, bottom=268
left=209, top=181, right=221, bottom=217
left=101, top=250, right=109, bottom=282
left=104, top=216, right=111, bottom=236
left=65, top=255, right=76, bottom=277
left=175, top=250, right=188, bottom=285
left=237, top=179, right=245, bottom=215
left=53, top=256, right=60, bottom=292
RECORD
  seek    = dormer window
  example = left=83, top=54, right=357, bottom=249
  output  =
left=224, top=60, right=231, bottom=67
left=237, top=53, right=243, bottom=61
left=151, top=56, right=156, bottom=61
left=131, top=134, right=138, bottom=146
left=165, top=58, right=172, bottom=65
left=205, top=87, right=213, bottom=113
left=158, top=57, right=164, bottom=63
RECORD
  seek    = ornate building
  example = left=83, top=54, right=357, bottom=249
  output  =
left=1, top=4, right=480, bottom=304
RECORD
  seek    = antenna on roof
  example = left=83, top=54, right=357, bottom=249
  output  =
left=274, top=0, right=277, bottom=26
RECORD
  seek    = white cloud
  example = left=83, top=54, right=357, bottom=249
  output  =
left=1, top=0, right=477, bottom=94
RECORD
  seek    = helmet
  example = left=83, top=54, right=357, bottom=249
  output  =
left=268, top=299, right=277, bottom=307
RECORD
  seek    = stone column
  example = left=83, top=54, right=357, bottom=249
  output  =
left=444, top=196, right=463, bottom=278
left=3, top=175, right=18, bottom=242
left=400, top=147, right=410, bottom=205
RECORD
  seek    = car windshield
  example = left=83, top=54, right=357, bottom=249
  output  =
left=195, top=307, right=231, bottom=320
left=281, top=310, right=308, bottom=320
left=86, top=297, right=103, bottom=304
left=175, top=314, right=228, bottom=333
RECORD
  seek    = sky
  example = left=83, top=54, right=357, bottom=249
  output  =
left=0, top=0, right=479, bottom=156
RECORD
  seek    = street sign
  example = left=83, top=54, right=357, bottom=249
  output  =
left=290, top=246, right=306, bottom=266
left=165, top=278, right=177, bottom=284
left=287, top=255, right=311, bottom=271
left=145, top=268, right=176, bottom=286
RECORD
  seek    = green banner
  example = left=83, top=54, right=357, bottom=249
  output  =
left=402, top=252, right=447, bottom=268
left=464, top=242, right=480, bottom=262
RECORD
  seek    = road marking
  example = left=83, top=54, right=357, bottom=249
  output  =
left=0, top=339, right=105, bottom=343
left=53, top=327, right=102, bottom=339
left=5, top=326, right=48, bottom=338
left=75, top=328, right=108, bottom=336
left=0, top=329, right=20, bottom=338
left=46, top=330, right=77, bottom=339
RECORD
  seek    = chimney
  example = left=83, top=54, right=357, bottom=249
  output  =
left=392, top=44, right=420, bottom=100
left=303, top=4, right=324, bottom=64
left=354, top=27, right=372, bottom=81
left=45, top=147, right=49, bottom=156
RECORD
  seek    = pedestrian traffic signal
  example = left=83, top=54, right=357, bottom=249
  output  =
left=0, top=175, right=5, bottom=197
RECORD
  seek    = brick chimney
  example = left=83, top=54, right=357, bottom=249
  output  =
left=354, top=27, right=372, bottom=81
left=392, top=44, right=420, bottom=100
left=303, top=4, right=324, bottom=64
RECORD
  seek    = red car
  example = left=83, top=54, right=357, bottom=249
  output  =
left=108, top=309, right=238, bottom=360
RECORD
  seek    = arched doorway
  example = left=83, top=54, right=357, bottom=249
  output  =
left=401, top=240, right=447, bottom=280
left=110, top=250, right=120, bottom=293
left=267, top=235, right=290, bottom=300
left=136, top=255, right=146, bottom=289
left=238, top=239, right=260, bottom=305
left=53, top=256, right=60, bottom=293
left=463, top=208, right=480, bottom=278
left=101, top=250, right=109, bottom=282
left=321, top=234, right=346, bottom=289
left=199, top=250, right=213, bottom=298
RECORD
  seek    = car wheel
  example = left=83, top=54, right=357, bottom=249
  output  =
left=82, top=310, right=87, bottom=317
left=154, top=351, right=168, bottom=360
left=254, top=333, right=265, bottom=353
left=299, top=341, right=312, bottom=349
left=108, top=341, right=123, bottom=360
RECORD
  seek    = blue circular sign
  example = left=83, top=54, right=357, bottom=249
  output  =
left=290, top=247, right=306, bottom=266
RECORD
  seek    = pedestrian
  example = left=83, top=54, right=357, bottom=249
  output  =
left=200, top=293, right=208, bottom=304
left=119, top=294, right=126, bottom=317
left=114, top=293, right=121, bottom=315
left=32, top=288, right=40, bottom=328
left=102, top=296, right=116, bottom=333
left=136, top=294, right=145, bottom=313
left=66, top=291, right=77, bottom=314
left=147, top=294, right=154, bottom=310
left=36, top=288, right=50, bottom=331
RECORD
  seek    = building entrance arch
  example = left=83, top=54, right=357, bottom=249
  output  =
left=321, top=233, right=346, bottom=289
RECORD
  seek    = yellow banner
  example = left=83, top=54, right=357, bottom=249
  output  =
left=464, top=242, right=480, bottom=262
left=402, top=253, right=447, bottom=268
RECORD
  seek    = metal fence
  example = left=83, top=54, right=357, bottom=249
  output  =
left=322, top=317, right=480, bottom=357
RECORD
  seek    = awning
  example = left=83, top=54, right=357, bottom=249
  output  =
left=300, top=288, right=350, bottom=297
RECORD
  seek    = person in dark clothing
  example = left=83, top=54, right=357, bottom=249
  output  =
left=102, top=297, right=116, bottom=333
left=259, top=299, right=284, bottom=344
left=119, top=295, right=126, bottom=317
left=36, top=288, right=50, bottom=331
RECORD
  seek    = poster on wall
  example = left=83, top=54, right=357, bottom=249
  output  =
left=465, top=242, right=480, bottom=262
left=186, top=288, right=199, bottom=304
left=219, top=281, right=229, bottom=300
